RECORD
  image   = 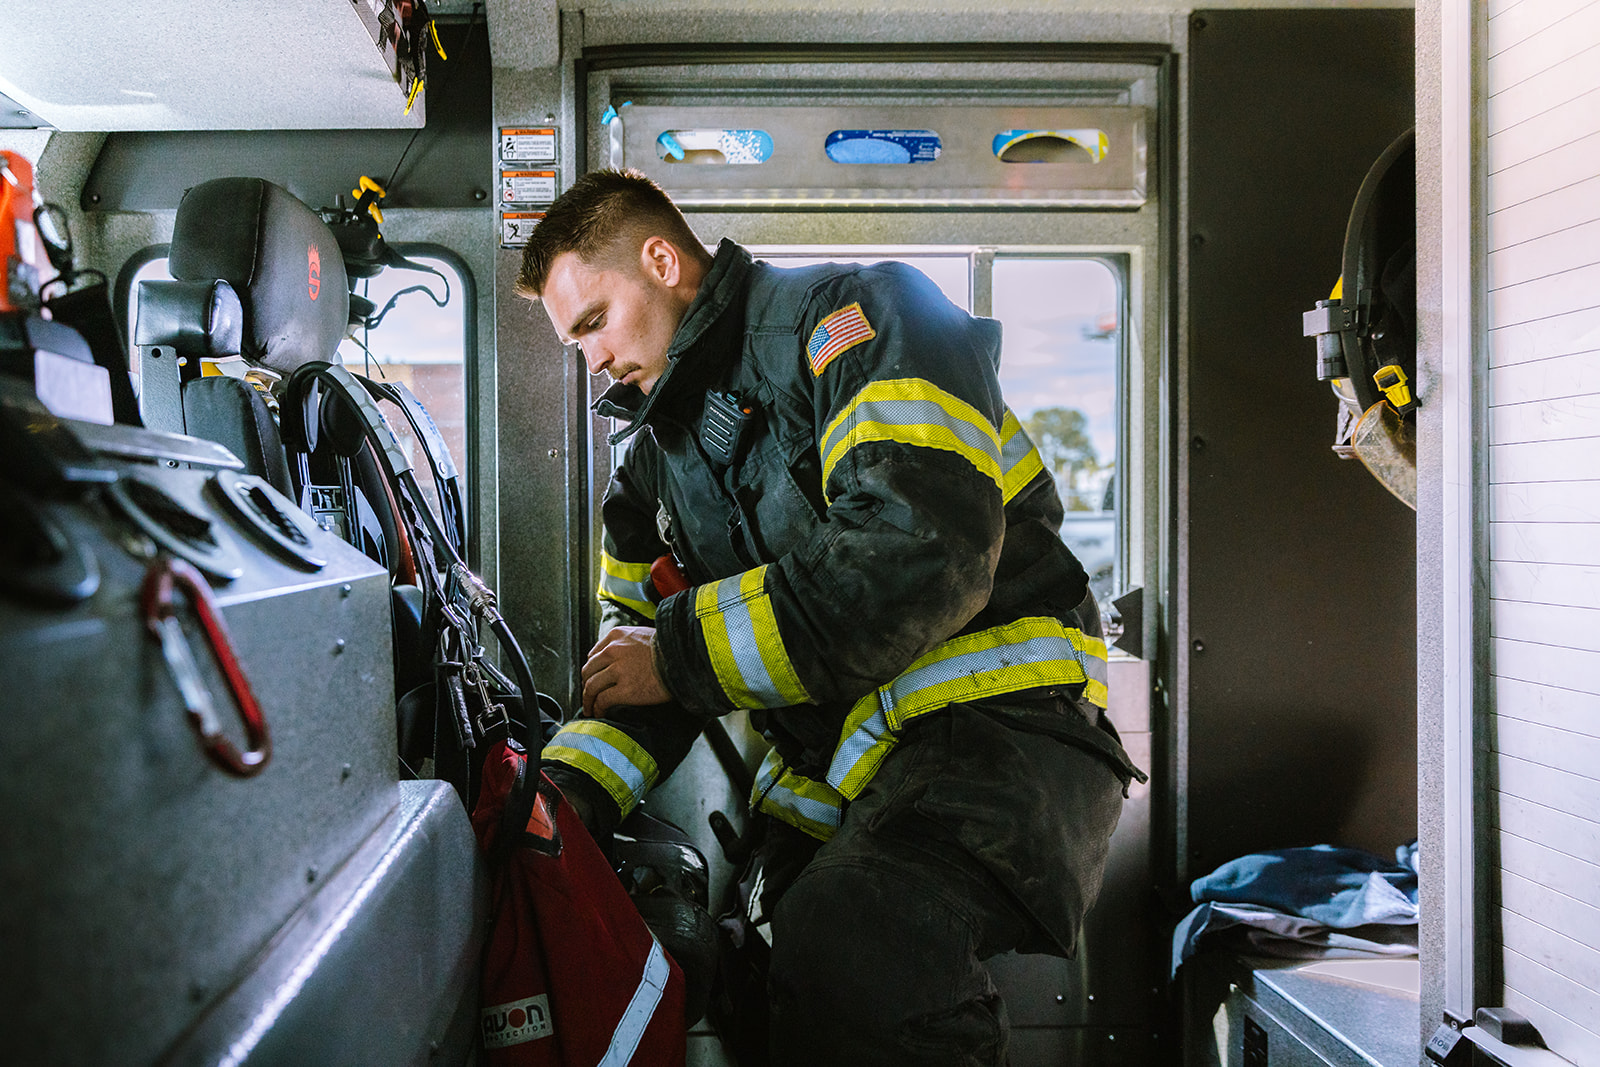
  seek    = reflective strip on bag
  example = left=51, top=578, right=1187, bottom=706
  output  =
left=751, top=748, right=844, bottom=841
left=818, top=378, right=1002, bottom=500
left=542, top=720, right=659, bottom=813
left=999, top=408, right=1046, bottom=504
left=695, top=566, right=811, bottom=709
left=598, top=549, right=657, bottom=620
left=826, top=616, right=1109, bottom=800
left=597, top=935, right=671, bottom=1067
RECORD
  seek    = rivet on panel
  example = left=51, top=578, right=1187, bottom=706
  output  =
left=341, top=763, right=353, bottom=781
left=1055, top=994, right=1065, bottom=1004
left=334, top=638, right=346, bottom=654
left=341, top=583, right=353, bottom=598
left=1192, top=639, right=1205, bottom=653
left=306, top=866, right=319, bottom=883
left=548, top=448, right=560, bottom=459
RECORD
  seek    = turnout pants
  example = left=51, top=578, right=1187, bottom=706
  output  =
left=762, top=700, right=1128, bottom=1067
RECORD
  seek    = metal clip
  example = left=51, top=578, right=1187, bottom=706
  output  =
left=449, top=561, right=502, bottom=625
left=1373, top=362, right=1416, bottom=414
left=465, top=661, right=508, bottom=739
left=1302, top=298, right=1360, bottom=381
left=141, top=557, right=271, bottom=777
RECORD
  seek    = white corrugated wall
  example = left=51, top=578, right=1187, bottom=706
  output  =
left=1484, top=0, right=1600, bottom=1061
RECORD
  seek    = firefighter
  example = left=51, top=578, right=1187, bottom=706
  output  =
left=517, top=168, right=1143, bottom=1066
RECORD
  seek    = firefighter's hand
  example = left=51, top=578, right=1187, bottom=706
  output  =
left=582, top=626, right=671, bottom=717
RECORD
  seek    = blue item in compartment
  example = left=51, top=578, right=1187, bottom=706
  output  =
left=825, top=129, right=941, bottom=164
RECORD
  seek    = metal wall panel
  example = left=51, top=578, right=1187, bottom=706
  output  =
left=1487, top=2, right=1600, bottom=86
left=1185, top=8, right=1417, bottom=875
left=610, top=103, right=1148, bottom=208
left=1486, top=102, right=1600, bottom=1022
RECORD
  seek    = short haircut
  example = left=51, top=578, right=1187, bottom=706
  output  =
left=515, top=168, right=708, bottom=297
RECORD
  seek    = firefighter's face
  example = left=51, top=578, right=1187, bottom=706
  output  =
left=540, top=237, right=697, bottom=395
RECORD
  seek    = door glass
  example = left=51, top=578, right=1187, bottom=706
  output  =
left=992, top=257, right=1120, bottom=605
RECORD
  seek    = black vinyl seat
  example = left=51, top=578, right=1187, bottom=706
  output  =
left=133, top=178, right=351, bottom=499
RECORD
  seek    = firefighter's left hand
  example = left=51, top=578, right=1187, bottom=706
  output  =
left=582, top=626, right=671, bottom=717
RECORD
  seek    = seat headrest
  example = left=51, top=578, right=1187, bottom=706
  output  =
left=169, top=178, right=349, bottom=376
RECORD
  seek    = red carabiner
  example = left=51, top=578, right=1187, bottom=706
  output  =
left=141, top=557, right=271, bottom=777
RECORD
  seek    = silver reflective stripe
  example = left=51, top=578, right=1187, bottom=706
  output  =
left=721, top=592, right=789, bottom=705
left=823, top=619, right=1110, bottom=799
left=823, top=698, right=890, bottom=794
left=598, top=935, right=671, bottom=1067
left=764, top=779, right=844, bottom=830
left=886, top=633, right=1083, bottom=700
left=819, top=396, right=998, bottom=471
left=1000, top=418, right=1033, bottom=470
left=1080, top=639, right=1108, bottom=692
left=599, top=571, right=653, bottom=613
left=546, top=727, right=654, bottom=809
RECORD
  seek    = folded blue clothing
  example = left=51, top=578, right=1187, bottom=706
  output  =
left=1191, top=844, right=1419, bottom=928
left=1171, top=844, right=1420, bottom=974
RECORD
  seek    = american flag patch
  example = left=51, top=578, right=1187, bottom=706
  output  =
left=806, top=302, right=876, bottom=375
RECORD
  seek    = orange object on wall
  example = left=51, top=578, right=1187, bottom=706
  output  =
left=1, top=151, right=46, bottom=312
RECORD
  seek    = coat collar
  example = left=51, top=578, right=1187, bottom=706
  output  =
left=594, top=239, right=753, bottom=445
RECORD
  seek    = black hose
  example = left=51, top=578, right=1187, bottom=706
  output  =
left=489, top=615, right=543, bottom=749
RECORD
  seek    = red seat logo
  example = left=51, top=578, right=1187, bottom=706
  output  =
left=308, top=244, right=321, bottom=300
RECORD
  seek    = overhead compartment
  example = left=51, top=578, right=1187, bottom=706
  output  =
left=0, top=0, right=439, bottom=130
left=609, top=104, right=1148, bottom=209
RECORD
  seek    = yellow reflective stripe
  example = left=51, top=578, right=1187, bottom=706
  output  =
left=826, top=616, right=1109, bottom=800
left=695, top=567, right=811, bottom=709
left=825, top=694, right=899, bottom=800
left=751, top=749, right=843, bottom=841
left=879, top=617, right=1108, bottom=727
left=999, top=408, right=1046, bottom=504
left=542, top=720, right=659, bottom=813
left=818, top=379, right=1002, bottom=497
left=598, top=550, right=656, bottom=620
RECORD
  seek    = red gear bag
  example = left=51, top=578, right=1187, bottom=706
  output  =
left=471, top=739, right=687, bottom=1066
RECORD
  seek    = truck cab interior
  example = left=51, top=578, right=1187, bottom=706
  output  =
left=3, top=2, right=1597, bottom=1065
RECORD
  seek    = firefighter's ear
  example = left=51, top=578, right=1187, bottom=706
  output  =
left=640, top=235, right=681, bottom=288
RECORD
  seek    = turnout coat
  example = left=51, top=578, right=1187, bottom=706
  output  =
left=543, top=239, right=1140, bottom=954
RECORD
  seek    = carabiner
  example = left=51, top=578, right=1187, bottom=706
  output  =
left=141, top=557, right=271, bottom=777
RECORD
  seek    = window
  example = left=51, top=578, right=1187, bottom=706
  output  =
left=992, top=257, right=1121, bottom=604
